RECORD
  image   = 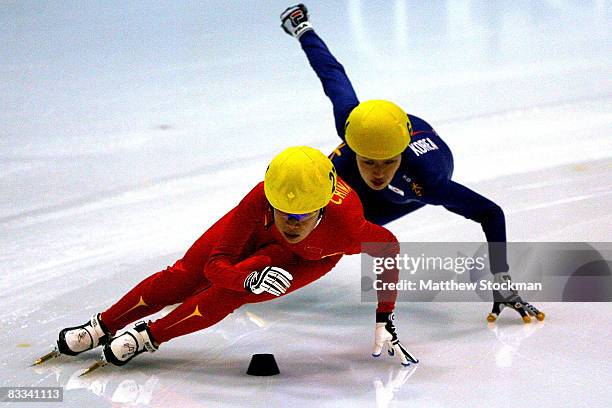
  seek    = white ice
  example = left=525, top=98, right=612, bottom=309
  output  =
left=1, top=1, right=611, bottom=407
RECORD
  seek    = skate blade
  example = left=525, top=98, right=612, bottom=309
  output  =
left=32, top=348, right=61, bottom=366
left=79, top=359, right=107, bottom=376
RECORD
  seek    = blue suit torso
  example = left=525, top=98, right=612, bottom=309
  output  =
left=299, top=30, right=508, bottom=272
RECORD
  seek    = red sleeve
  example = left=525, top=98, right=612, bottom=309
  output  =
left=343, top=191, right=400, bottom=313
left=356, top=222, right=400, bottom=313
left=204, top=184, right=276, bottom=292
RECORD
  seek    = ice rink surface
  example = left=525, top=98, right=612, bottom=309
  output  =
left=1, top=1, right=611, bottom=407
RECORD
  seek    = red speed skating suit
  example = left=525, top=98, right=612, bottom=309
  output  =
left=100, top=178, right=398, bottom=344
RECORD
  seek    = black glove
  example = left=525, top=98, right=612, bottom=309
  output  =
left=488, top=273, right=545, bottom=323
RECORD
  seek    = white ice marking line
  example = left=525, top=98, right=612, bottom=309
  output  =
left=524, top=214, right=612, bottom=241
left=507, top=166, right=609, bottom=191
left=508, top=190, right=612, bottom=214
left=438, top=92, right=612, bottom=126
left=507, top=177, right=588, bottom=191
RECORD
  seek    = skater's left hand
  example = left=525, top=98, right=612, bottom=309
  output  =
left=372, top=312, right=418, bottom=366
left=487, top=273, right=545, bottom=323
left=488, top=299, right=545, bottom=323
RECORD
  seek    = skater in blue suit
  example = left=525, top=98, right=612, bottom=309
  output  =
left=280, top=4, right=545, bottom=323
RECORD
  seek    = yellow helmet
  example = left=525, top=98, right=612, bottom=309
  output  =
left=344, top=100, right=412, bottom=159
left=264, top=146, right=337, bottom=214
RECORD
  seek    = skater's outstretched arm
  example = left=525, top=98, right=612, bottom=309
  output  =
left=354, top=218, right=419, bottom=367
left=421, top=179, right=508, bottom=272
left=282, top=4, right=360, bottom=139
left=331, top=181, right=417, bottom=366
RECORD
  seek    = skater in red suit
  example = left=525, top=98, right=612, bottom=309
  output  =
left=51, top=146, right=418, bottom=369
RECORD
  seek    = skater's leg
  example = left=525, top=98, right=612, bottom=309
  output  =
left=104, top=241, right=300, bottom=341
left=100, top=259, right=209, bottom=334
left=102, top=285, right=248, bottom=365
left=101, top=253, right=346, bottom=366
left=148, top=285, right=247, bottom=344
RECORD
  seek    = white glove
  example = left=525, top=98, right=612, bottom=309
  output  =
left=373, top=312, right=418, bottom=366
left=280, top=4, right=313, bottom=39
left=244, top=266, right=293, bottom=296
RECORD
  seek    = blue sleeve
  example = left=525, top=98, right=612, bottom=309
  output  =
left=299, top=31, right=360, bottom=139
left=423, top=180, right=509, bottom=273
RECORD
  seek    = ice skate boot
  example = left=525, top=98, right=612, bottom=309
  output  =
left=102, top=321, right=158, bottom=366
left=57, top=313, right=110, bottom=356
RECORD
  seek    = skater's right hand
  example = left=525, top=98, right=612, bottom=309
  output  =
left=244, top=266, right=293, bottom=296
